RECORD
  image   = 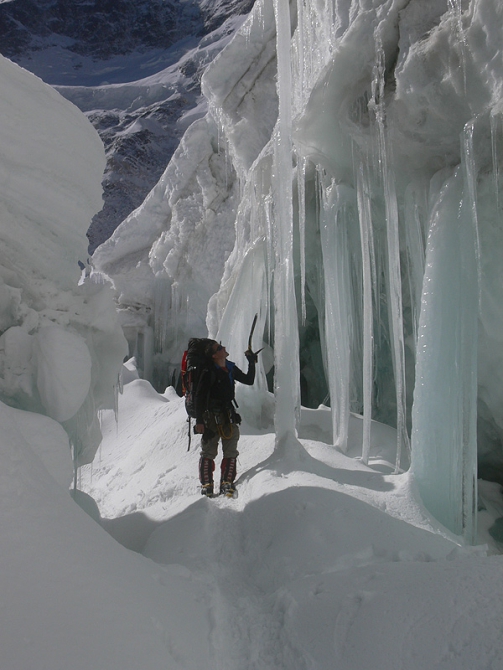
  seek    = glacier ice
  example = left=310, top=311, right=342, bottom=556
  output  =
left=94, top=0, right=503, bottom=542
left=35, top=325, right=92, bottom=423
left=0, top=55, right=128, bottom=471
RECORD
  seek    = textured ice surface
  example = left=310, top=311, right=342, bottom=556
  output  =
left=0, top=55, right=127, bottom=463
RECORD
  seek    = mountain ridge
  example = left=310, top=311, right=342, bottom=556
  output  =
left=0, top=0, right=254, bottom=250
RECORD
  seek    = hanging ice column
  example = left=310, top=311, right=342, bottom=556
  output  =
left=371, top=39, right=410, bottom=472
left=411, top=130, right=480, bottom=542
left=272, top=0, right=300, bottom=443
left=356, top=159, right=376, bottom=465
left=319, top=180, right=354, bottom=453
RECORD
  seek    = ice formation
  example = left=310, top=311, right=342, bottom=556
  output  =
left=0, top=55, right=127, bottom=470
left=93, top=0, right=503, bottom=542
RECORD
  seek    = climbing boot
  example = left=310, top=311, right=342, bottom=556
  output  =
left=201, top=483, right=214, bottom=497
left=220, top=457, right=237, bottom=485
left=219, top=481, right=236, bottom=498
left=199, top=456, right=215, bottom=496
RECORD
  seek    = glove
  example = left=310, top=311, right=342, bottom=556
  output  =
left=245, top=349, right=258, bottom=364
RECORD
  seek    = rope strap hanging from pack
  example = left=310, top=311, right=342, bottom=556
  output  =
left=217, top=423, right=234, bottom=440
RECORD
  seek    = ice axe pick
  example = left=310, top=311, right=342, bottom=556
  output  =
left=247, top=313, right=264, bottom=357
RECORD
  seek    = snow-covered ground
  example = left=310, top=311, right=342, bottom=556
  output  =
left=1, top=364, right=501, bottom=669
left=73, top=368, right=503, bottom=670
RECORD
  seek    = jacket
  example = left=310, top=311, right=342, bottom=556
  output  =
left=195, top=359, right=255, bottom=424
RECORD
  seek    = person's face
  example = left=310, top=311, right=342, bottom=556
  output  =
left=212, top=342, right=227, bottom=361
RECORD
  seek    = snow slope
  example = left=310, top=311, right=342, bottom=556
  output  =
left=0, top=399, right=214, bottom=670
left=57, top=11, right=250, bottom=251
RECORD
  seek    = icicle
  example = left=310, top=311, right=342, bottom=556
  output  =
left=356, top=160, right=374, bottom=465
left=447, top=0, right=467, bottom=95
left=385, top=195, right=410, bottom=473
left=490, top=112, right=500, bottom=213
left=297, top=153, right=307, bottom=324
left=264, top=194, right=275, bottom=348
left=459, top=118, right=482, bottom=544
left=320, top=179, right=353, bottom=451
left=272, top=0, right=300, bottom=441
left=294, top=0, right=305, bottom=113
left=141, top=326, right=154, bottom=382
left=411, top=162, right=479, bottom=543
left=153, top=275, right=171, bottom=355
left=404, top=183, right=427, bottom=346
left=370, top=35, right=410, bottom=472
left=463, top=119, right=482, bottom=301
left=460, top=119, right=481, bottom=544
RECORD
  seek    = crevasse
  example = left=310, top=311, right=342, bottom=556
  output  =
left=94, top=0, right=503, bottom=543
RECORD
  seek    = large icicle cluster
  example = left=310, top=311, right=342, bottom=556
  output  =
left=94, top=0, right=503, bottom=542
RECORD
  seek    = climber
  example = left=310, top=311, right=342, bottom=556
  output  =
left=195, top=340, right=256, bottom=497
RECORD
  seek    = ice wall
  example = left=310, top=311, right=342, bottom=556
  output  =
left=92, top=3, right=278, bottom=389
left=94, top=0, right=503, bottom=542
left=0, top=55, right=127, bottom=469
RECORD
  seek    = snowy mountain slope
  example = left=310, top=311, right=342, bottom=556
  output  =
left=0, top=0, right=254, bottom=85
left=0, top=0, right=255, bottom=250
left=78, top=376, right=503, bottom=670
left=60, top=13, right=249, bottom=252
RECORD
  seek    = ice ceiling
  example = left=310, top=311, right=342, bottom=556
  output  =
left=93, top=0, right=503, bottom=542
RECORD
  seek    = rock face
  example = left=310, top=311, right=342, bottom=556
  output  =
left=0, top=0, right=253, bottom=67
left=0, top=0, right=182, bottom=62
left=0, top=0, right=254, bottom=251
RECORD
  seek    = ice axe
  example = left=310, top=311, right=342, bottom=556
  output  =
left=246, top=313, right=264, bottom=358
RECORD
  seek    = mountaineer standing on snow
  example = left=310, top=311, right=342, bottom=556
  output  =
left=195, top=340, right=257, bottom=497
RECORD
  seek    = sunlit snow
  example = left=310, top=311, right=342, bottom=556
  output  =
left=79, top=375, right=503, bottom=669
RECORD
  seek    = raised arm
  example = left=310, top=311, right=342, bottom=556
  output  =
left=232, top=352, right=257, bottom=386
